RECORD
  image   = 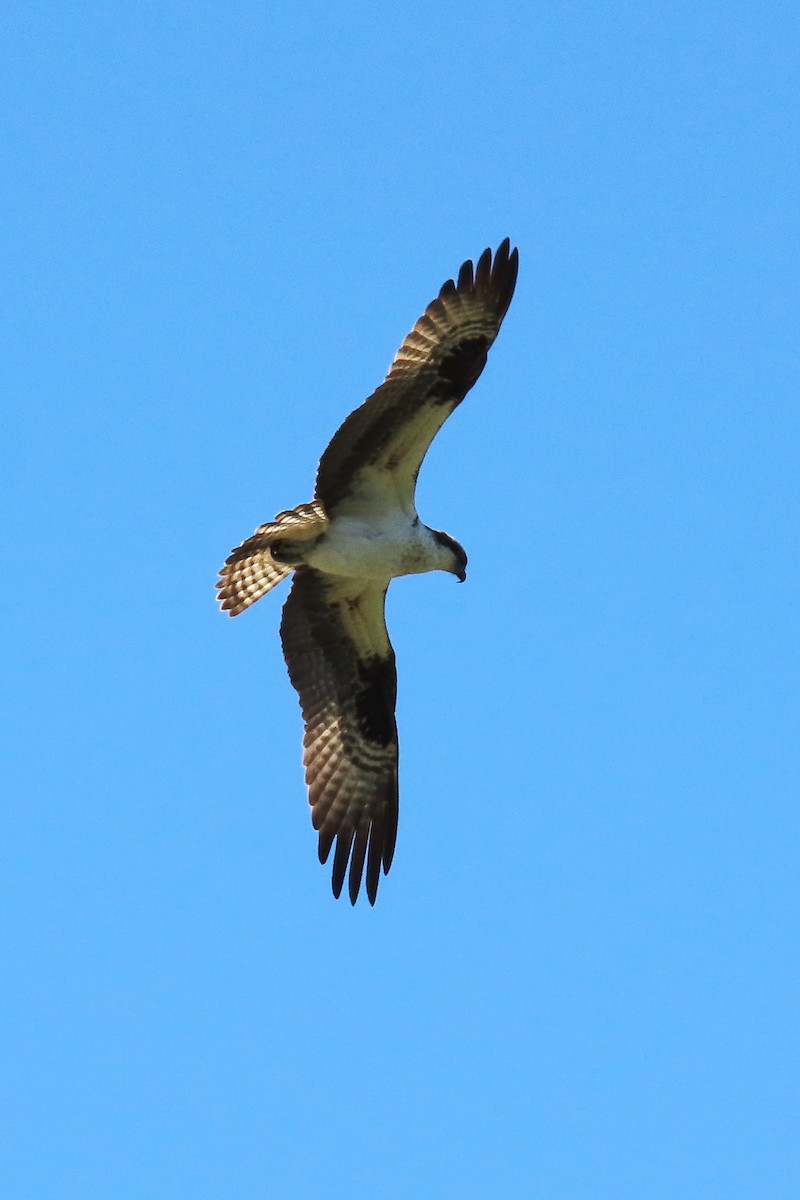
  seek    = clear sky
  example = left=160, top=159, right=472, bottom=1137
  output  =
left=3, top=3, right=798, bottom=1197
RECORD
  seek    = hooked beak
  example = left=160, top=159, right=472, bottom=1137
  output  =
left=456, top=568, right=467, bottom=583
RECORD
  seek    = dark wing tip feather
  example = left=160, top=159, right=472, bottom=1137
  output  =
left=493, top=239, right=519, bottom=317
left=365, top=816, right=384, bottom=906
left=317, top=825, right=336, bottom=864
left=382, top=811, right=398, bottom=873
left=348, top=822, right=370, bottom=905
left=474, top=244, right=492, bottom=286
left=457, top=257, right=474, bottom=289
left=331, top=829, right=354, bottom=899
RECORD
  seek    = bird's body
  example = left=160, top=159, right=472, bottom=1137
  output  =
left=301, top=513, right=454, bottom=582
left=217, top=240, right=518, bottom=904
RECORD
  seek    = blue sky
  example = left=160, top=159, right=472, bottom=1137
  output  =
left=3, top=2, right=798, bottom=1196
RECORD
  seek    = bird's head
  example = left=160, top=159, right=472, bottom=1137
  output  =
left=432, top=530, right=468, bottom=582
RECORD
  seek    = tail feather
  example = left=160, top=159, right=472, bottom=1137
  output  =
left=216, top=501, right=329, bottom=616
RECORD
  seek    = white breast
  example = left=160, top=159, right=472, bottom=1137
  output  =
left=306, top=512, right=442, bottom=581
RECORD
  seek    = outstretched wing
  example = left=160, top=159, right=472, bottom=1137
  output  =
left=314, top=239, right=518, bottom=515
left=280, top=568, right=399, bottom=905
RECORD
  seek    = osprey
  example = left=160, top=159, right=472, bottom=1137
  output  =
left=217, top=240, right=518, bottom=904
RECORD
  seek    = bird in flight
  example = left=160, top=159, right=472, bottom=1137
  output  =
left=217, top=240, right=518, bottom=904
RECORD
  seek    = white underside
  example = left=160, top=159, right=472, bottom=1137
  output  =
left=305, top=512, right=448, bottom=582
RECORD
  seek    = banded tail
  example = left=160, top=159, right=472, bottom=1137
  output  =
left=217, top=501, right=329, bottom=616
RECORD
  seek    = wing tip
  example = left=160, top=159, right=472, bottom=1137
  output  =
left=322, top=804, right=396, bottom=906
left=447, top=238, right=518, bottom=315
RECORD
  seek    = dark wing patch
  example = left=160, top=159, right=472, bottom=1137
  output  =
left=279, top=569, right=399, bottom=905
left=433, top=335, right=490, bottom=398
left=314, top=239, right=519, bottom=513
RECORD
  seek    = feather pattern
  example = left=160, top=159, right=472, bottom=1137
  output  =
left=217, top=501, right=329, bottom=615
left=314, top=238, right=518, bottom=514
left=217, top=242, right=518, bottom=903
left=280, top=569, right=398, bottom=905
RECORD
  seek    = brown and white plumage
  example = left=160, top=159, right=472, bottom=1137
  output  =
left=217, top=240, right=518, bottom=904
left=315, top=238, right=518, bottom=514
left=280, top=571, right=398, bottom=905
left=217, top=503, right=328, bottom=616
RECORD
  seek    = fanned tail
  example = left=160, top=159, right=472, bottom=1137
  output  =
left=216, top=501, right=329, bottom=616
